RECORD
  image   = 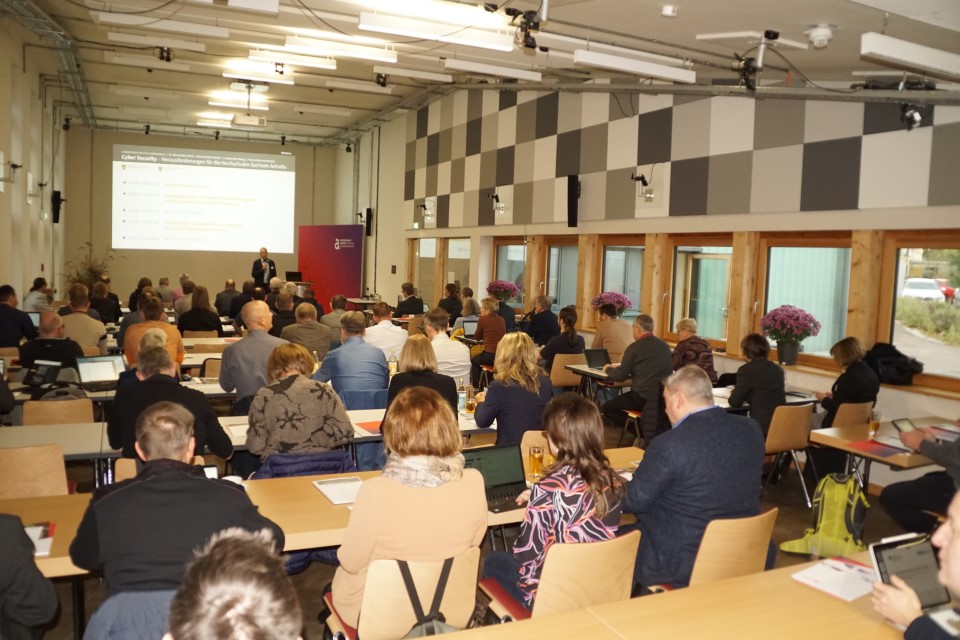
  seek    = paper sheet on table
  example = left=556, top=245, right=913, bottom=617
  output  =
left=313, top=477, right=363, bottom=505
left=225, top=423, right=248, bottom=439
left=25, top=522, right=55, bottom=557
left=357, top=421, right=381, bottom=434
left=791, top=557, right=874, bottom=602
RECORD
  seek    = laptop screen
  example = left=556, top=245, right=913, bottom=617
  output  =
left=76, top=355, right=125, bottom=383
left=461, top=320, right=478, bottom=337
left=463, top=446, right=526, bottom=489
left=584, top=348, right=611, bottom=368
left=28, top=312, right=40, bottom=327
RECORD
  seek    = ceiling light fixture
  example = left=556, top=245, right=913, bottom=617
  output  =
left=372, top=65, right=452, bottom=83
left=248, top=49, right=336, bottom=70
left=105, top=52, right=191, bottom=71
left=365, top=0, right=509, bottom=29
left=572, top=49, right=696, bottom=83
left=443, top=59, right=542, bottom=82
left=285, top=35, right=397, bottom=64
left=107, top=31, right=206, bottom=52
left=294, top=104, right=352, bottom=117
left=861, top=32, right=960, bottom=80
left=110, top=85, right=181, bottom=100
left=208, top=89, right=269, bottom=110
left=324, top=78, right=394, bottom=94
left=697, top=30, right=808, bottom=50
left=92, top=12, right=230, bottom=38
left=197, top=119, right=232, bottom=128
left=223, top=59, right=295, bottom=85
left=661, top=4, right=678, bottom=17
left=358, top=12, right=514, bottom=52
left=534, top=32, right=688, bottom=67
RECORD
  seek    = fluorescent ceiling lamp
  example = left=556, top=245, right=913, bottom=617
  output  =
left=444, top=59, right=542, bottom=82
left=197, top=119, right=232, bottom=128
left=248, top=49, right=336, bottom=70
left=285, top=35, right=397, bottom=63
left=223, top=59, right=295, bottom=85
left=197, top=111, right=233, bottom=120
left=861, top=32, right=960, bottom=80
left=189, top=0, right=279, bottom=15
left=294, top=104, right=352, bottom=116
left=696, top=31, right=808, bottom=50
left=92, top=12, right=229, bottom=38
left=535, top=32, right=687, bottom=66
left=107, top=31, right=206, bottom=52
left=110, top=85, right=181, bottom=100
left=230, top=81, right=268, bottom=93
left=364, top=0, right=509, bottom=29
left=324, top=78, right=394, bottom=94
left=373, top=65, right=452, bottom=83
left=573, top=49, right=695, bottom=83
left=114, top=106, right=169, bottom=118
left=208, top=90, right=269, bottom=110
left=359, top=12, right=513, bottom=52
left=105, top=52, right=191, bottom=71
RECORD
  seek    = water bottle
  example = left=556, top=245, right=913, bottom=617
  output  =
left=457, top=377, right=467, bottom=413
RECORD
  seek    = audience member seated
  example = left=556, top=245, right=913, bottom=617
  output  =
left=623, top=366, right=765, bottom=590
left=281, top=302, right=332, bottom=361
left=424, top=307, right=471, bottom=383
left=437, top=282, right=462, bottom=326
left=394, top=282, right=424, bottom=317
left=0, top=514, right=58, bottom=639
left=301, top=288, right=324, bottom=318
left=22, top=277, right=54, bottom=311
left=214, top=279, right=239, bottom=317
left=495, top=297, right=517, bottom=333
left=330, top=387, right=487, bottom=629
left=99, top=274, right=123, bottom=311
left=873, top=490, right=960, bottom=640
left=173, top=280, right=197, bottom=318
left=227, top=280, right=255, bottom=319
left=524, top=295, right=560, bottom=347
left=316, top=311, right=388, bottom=394
left=321, top=294, right=348, bottom=348
left=118, top=327, right=168, bottom=386
left=470, top=297, right=506, bottom=387
left=89, top=281, right=121, bottom=324
left=451, top=296, right=480, bottom=332
left=117, top=287, right=153, bottom=347
left=124, top=295, right=184, bottom=366
left=18, top=311, right=84, bottom=372
left=475, top=333, right=553, bottom=446
left=246, top=343, right=353, bottom=458
left=591, top=303, right=633, bottom=363
left=156, top=276, right=175, bottom=305
left=728, top=333, right=785, bottom=436
left=265, top=277, right=283, bottom=311
left=0, top=284, right=38, bottom=348
left=72, top=402, right=283, bottom=639
left=671, top=317, right=718, bottom=385
left=127, top=276, right=153, bottom=312
left=164, top=528, right=302, bottom=640
left=601, top=314, right=673, bottom=441
left=108, top=346, right=232, bottom=460
left=176, top=285, right=223, bottom=337
left=269, top=293, right=297, bottom=338
left=880, top=417, right=960, bottom=534
left=483, top=394, right=624, bottom=610
left=0, top=377, right=15, bottom=416
left=61, top=283, right=107, bottom=350
left=364, top=302, right=408, bottom=361
left=387, top=334, right=458, bottom=413
left=172, top=273, right=190, bottom=303
left=220, top=301, right=288, bottom=412
left=539, top=305, right=585, bottom=376
left=57, top=282, right=101, bottom=320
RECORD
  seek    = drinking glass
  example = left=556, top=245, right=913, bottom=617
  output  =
left=529, top=446, right=544, bottom=479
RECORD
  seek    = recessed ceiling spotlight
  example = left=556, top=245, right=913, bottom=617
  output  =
left=661, top=4, right=678, bottom=17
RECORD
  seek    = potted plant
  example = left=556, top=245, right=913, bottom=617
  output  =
left=486, top=280, right=520, bottom=301
left=760, top=305, right=821, bottom=365
left=62, top=242, right=119, bottom=290
left=591, top=292, right=633, bottom=317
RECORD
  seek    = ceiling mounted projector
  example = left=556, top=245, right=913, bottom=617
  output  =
left=232, top=113, right=267, bottom=128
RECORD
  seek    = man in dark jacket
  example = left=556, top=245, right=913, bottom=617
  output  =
left=0, top=514, right=58, bottom=640
left=18, top=311, right=84, bottom=372
left=524, top=295, right=560, bottom=346
left=394, top=282, right=424, bottom=317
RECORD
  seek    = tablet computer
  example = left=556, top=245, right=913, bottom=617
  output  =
left=870, top=533, right=951, bottom=610
left=892, top=418, right=917, bottom=433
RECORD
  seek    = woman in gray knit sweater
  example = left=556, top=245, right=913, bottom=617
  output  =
left=246, top=343, right=354, bottom=456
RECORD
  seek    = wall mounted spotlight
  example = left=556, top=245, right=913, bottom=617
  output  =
left=280, top=135, right=286, bottom=145
left=62, top=116, right=71, bottom=131
left=901, top=104, right=922, bottom=130
left=144, top=124, right=151, bottom=135
left=0, top=161, right=22, bottom=183
left=374, top=73, right=389, bottom=87
left=345, top=144, right=353, bottom=152
left=630, top=173, right=649, bottom=186
left=214, top=130, right=220, bottom=140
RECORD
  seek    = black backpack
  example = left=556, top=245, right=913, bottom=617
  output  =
left=864, top=342, right=923, bottom=386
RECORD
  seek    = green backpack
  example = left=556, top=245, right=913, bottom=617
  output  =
left=780, top=473, right=870, bottom=557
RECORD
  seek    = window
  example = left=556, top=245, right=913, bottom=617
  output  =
left=413, top=238, right=436, bottom=303
left=889, top=246, right=960, bottom=380
left=446, top=238, right=471, bottom=295
left=495, top=244, right=526, bottom=305
left=602, top=246, right=643, bottom=318
left=765, top=247, right=851, bottom=356
left=546, top=244, right=578, bottom=311
left=672, top=245, right=732, bottom=341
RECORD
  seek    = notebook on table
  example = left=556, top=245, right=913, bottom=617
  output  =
left=462, top=445, right=528, bottom=513
left=584, top=348, right=612, bottom=370
left=76, top=354, right=125, bottom=392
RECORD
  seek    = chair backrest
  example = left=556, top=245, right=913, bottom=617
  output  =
left=357, top=547, right=480, bottom=640
left=192, top=343, right=228, bottom=353
left=765, top=403, right=814, bottom=454
left=81, top=345, right=101, bottom=356
left=183, top=330, right=218, bottom=338
left=0, top=444, right=68, bottom=498
left=0, top=346, right=19, bottom=358
left=200, top=358, right=222, bottom=378
left=549, top=352, right=587, bottom=388
left=253, top=450, right=357, bottom=479
left=406, top=314, right=425, bottom=336
left=533, top=530, right=640, bottom=618
left=688, top=508, right=779, bottom=587
left=114, top=455, right=206, bottom=482
left=520, top=430, right=548, bottom=478
left=833, top=401, right=873, bottom=428
left=22, top=398, right=95, bottom=425
left=338, top=388, right=389, bottom=410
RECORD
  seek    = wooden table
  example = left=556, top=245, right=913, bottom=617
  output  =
left=182, top=337, right=234, bottom=348
left=0, top=423, right=115, bottom=460
left=448, top=609, right=622, bottom=639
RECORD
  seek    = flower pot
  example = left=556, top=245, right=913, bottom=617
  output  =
left=776, top=341, right=800, bottom=365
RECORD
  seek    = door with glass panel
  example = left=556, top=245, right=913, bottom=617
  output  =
left=495, top=244, right=526, bottom=306
left=673, top=246, right=731, bottom=340
left=546, top=245, right=579, bottom=312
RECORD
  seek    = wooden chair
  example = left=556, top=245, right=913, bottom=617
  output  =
left=764, top=403, right=816, bottom=507
left=114, top=455, right=206, bottom=482
left=833, top=401, right=873, bottom=428
left=0, top=346, right=19, bottom=358
left=548, top=353, right=586, bottom=389
left=478, top=365, right=495, bottom=390
left=406, top=314, right=425, bottom=336
left=688, top=508, right=779, bottom=586
left=0, top=444, right=68, bottom=499
left=183, top=330, right=218, bottom=338
left=325, top=547, right=480, bottom=640
left=81, top=345, right=101, bottom=356
left=23, top=398, right=95, bottom=425
left=192, top=343, right=228, bottom=354
left=200, top=358, right=221, bottom=378
left=619, top=409, right=644, bottom=448
left=481, top=530, right=640, bottom=621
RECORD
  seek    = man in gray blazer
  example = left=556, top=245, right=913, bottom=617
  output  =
left=219, top=301, right=287, bottom=414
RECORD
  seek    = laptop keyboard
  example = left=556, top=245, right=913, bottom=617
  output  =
left=487, top=488, right=524, bottom=512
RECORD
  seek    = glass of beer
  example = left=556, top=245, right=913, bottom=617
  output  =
left=529, top=446, right=544, bottom=479
left=465, top=385, right=476, bottom=414
left=869, top=409, right=881, bottom=440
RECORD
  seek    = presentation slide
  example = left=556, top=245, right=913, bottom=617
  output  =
left=111, top=145, right=295, bottom=252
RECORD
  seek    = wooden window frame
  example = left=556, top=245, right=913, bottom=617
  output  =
left=664, top=234, right=735, bottom=349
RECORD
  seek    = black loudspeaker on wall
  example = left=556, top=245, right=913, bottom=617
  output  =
left=365, top=207, right=373, bottom=237
left=566, top=175, right=580, bottom=228
left=51, top=190, right=64, bottom=224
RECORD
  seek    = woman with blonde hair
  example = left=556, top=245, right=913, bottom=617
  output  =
left=386, top=334, right=458, bottom=413
left=475, top=332, right=553, bottom=445
left=246, top=343, right=353, bottom=459
left=331, top=387, right=487, bottom=628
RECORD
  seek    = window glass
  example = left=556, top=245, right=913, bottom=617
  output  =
left=445, top=238, right=471, bottom=300
left=413, top=238, right=436, bottom=303
left=602, top=246, right=643, bottom=319
left=495, top=244, right=525, bottom=305
left=891, top=247, right=960, bottom=379
left=672, top=246, right=732, bottom=340
left=765, top=247, right=850, bottom=355
left=547, top=245, right=578, bottom=311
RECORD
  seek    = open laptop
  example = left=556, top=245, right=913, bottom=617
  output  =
left=76, top=354, right=125, bottom=392
left=584, top=348, right=612, bottom=370
left=461, top=319, right=478, bottom=338
left=462, top=445, right=528, bottom=513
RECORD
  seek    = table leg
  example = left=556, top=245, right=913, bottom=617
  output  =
left=72, top=576, right=85, bottom=638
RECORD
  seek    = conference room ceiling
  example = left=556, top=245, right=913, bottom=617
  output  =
left=11, top=0, right=960, bottom=146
